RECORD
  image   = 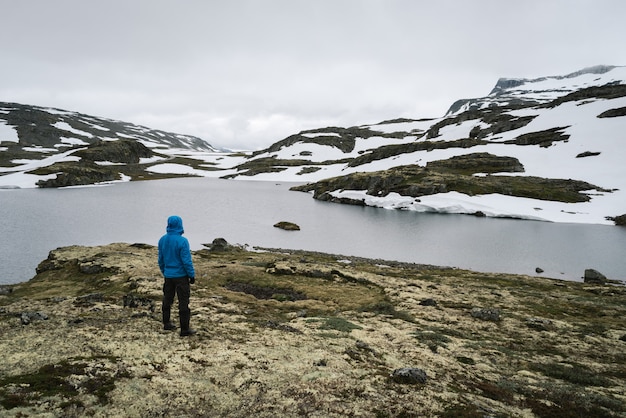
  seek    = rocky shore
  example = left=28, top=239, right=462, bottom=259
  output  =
left=1, top=242, right=625, bottom=417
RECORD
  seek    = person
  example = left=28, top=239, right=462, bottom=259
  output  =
left=158, top=215, right=196, bottom=336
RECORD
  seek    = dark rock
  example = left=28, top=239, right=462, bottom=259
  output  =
left=535, top=267, right=544, bottom=273
left=130, top=243, right=153, bottom=250
left=576, top=151, right=601, bottom=158
left=473, top=211, right=486, bottom=217
left=79, top=262, right=108, bottom=274
left=204, top=237, right=230, bottom=251
left=427, top=152, right=525, bottom=173
left=20, top=311, right=49, bottom=325
left=75, top=139, right=153, bottom=164
left=610, top=214, right=626, bottom=226
left=419, top=298, right=437, bottom=307
left=36, top=251, right=67, bottom=273
left=123, top=294, right=155, bottom=312
left=224, top=281, right=306, bottom=301
left=505, top=127, right=570, bottom=148
left=273, top=221, right=300, bottom=231
left=471, top=307, right=501, bottom=322
left=391, top=368, right=428, bottom=385
left=597, top=106, right=626, bottom=118
left=619, top=334, right=626, bottom=342
left=35, top=161, right=120, bottom=188
left=0, top=285, right=13, bottom=295
left=584, top=269, right=607, bottom=284
left=526, top=317, right=554, bottom=331
left=75, top=293, right=104, bottom=306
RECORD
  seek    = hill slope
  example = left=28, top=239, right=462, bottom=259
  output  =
left=0, top=103, right=219, bottom=188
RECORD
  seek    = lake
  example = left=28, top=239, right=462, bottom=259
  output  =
left=1, top=177, right=625, bottom=285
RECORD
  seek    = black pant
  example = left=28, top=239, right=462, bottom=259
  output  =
left=162, top=277, right=191, bottom=330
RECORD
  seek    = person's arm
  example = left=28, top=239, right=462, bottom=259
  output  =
left=180, top=240, right=195, bottom=281
left=157, top=241, right=165, bottom=275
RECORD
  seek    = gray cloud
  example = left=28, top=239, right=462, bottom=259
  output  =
left=1, top=0, right=625, bottom=150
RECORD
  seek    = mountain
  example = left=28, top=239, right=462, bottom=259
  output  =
left=2, top=66, right=625, bottom=225
left=0, top=103, right=217, bottom=188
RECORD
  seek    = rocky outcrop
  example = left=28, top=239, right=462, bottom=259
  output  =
left=597, top=106, right=626, bottom=118
left=34, top=161, right=120, bottom=188
left=74, top=139, right=153, bottom=164
left=504, top=127, right=570, bottom=148
left=292, top=157, right=607, bottom=205
left=425, top=152, right=524, bottom=174
left=609, top=214, right=626, bottom=226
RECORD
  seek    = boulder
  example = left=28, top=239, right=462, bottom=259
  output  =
left=20, top=311, right=49, bottom=325
left=584, top=269, right=607, bottom=284
left=391, top=368, right=428, bottom=385
left=203, top=237, right=230, bottom=252
left=419, top=298, right=437, bottom=307
left=274, top=221, right=300, bottom=231
left=471, top=307, right=501, bottom=322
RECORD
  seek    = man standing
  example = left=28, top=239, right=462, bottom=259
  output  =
left=158, top=215, right=196, bottom=336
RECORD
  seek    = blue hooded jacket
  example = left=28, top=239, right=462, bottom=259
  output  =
left=158, top=215, right=195, bottom=279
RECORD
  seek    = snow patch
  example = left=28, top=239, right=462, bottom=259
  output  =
left=0, top=121, right=19, bottom=143
left=52, top=122, right=94, bottom=138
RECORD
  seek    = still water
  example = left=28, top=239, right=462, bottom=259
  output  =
left=1, top=177, right=625, bottom=285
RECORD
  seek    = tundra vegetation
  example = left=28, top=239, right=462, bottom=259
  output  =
left=1, top=242, right=625, bottom=417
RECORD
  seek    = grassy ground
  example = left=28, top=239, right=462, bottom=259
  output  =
left=0, top=243, right=625, bottom=417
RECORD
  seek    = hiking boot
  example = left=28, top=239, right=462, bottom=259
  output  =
left=180, top=329, right=197, bottom=337
left=163, top=322, right=177, bottom=331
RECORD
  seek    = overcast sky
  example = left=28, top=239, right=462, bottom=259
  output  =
left=2, top=0, right=625, bottom=150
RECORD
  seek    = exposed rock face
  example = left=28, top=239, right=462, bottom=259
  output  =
left=597, top=106, right=626, bottom=118
left=74, top=139, right=153, bottom=164
left=426, top=152, right=524, bottom=173
left=34, top=162, right=121, bottom=188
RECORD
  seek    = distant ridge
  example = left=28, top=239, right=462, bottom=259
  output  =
left=2, top=66, right=625, bottom=225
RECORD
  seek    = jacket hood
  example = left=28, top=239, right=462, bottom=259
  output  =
left=166, top=215, right=184, bottom=235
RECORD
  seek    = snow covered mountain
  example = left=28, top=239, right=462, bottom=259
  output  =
left=228, top=65, right=626, bottom=226
left=2, top=66, right=625, bottom=225
left=0, top=103, right=217, bottom=187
